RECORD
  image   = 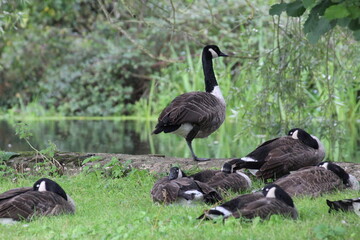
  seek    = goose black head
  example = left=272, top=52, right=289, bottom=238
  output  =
left=169, top=167, right=186, bottom=180
left=203, top=45, right=228, bottom=59
left=33, top=178, right=68, bottom=201
left=288, top=128, right=319, bottom=149
left=318, top=162, right=359, bottom=189
left=262, top=184, right=295, bottom=208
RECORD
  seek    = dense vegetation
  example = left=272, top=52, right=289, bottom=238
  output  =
left=1, top=0, right=359, bottom=122
left=270, top=0, right=360, bottom=43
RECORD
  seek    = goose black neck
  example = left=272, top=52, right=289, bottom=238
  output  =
left=202, top=51, right=218, bottom=93
left=327, top=163, right=350, bottom=186
left=298, top=130, right=319, bottom=149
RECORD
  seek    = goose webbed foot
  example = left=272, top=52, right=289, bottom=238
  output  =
left=194, top=157, right=211, bottom=162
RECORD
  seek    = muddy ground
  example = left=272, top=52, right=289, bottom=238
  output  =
left=6, top=152, right=360, bottom=180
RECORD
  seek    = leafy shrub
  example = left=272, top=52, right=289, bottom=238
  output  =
left=270, top=0, right=360, bottom=43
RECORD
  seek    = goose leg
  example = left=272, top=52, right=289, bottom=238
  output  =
left=186, top=125, right=210, bottom=161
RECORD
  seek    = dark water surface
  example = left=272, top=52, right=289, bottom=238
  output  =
left=0, top=120, right=152, bottom=154
left=0, top=120, right=359, bottom=162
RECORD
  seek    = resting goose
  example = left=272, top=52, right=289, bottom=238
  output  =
left=327, top=198, right=360, bottom=216
left=222, top=128, right=325, bottom=180
left=152, top=45, right=228, bottom=161
left=150, top=167, right=222, bottom=204
left=0, top=178, right=75, bottom=223
left=198, top=184, right=297, bottom=220
left=189, top=169, right=251, bottom=192
left=273, top=162, right=359, bottom=197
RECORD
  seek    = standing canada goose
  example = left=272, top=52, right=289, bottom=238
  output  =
left=152, top=45, right=228, bottom=161
left=222, top=128, right=325, bottom=180
left=198, top=184, right=298, bottom=220
left=189, top=169, right=252, bottom=192
left=326, top=198, right=360, bottom=216
left=0, top=178, right=75, bottom=223
left=273, top=162, right=359, bottom=197
left=151, top=167, right=222, bottom=204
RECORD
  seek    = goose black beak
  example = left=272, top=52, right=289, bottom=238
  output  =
left=219, top=52, right=228, bottom=57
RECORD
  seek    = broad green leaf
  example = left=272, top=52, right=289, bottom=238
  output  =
left=269, top=3, right=287, bottom=16
left=348, top=7, right=360, bottom=19
left=349, top=19, right=360, bottom=31
left=304, top=13, right=319, bottom=33
left=311, top=0, right=334, bottom=16
left=354, top=30, right=360, bottom=41
left=337, top=18, right=351, bottom=27
left=306, top=17, right=333, bottom=44
left=0, top=151, right=20, bottom=162
left=286, top=0, right=306, bottom=17
left=324, top=4, right=350, bottom=20
left=302, top=0, right=316, bottom=8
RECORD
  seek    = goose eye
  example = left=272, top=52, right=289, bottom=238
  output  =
left=36, top=184, right=39, bottom=188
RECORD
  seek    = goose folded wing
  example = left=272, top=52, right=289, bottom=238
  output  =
left=158, top=92, right=221, bottom=125
left=0, top=191, right=68, bottom=220
left=234, top=199, right=296, bottom=220
left=256, top=143, right=321, bottom=180
left=190, top=170, right=218, bottom=182
left=207, top=172, right=249, bottom=192
left=247, top=137, right=295, bottom=162
left=194, top=181, right=223, bottom=203
left=0, top=187, right=32, bottom=204
left=221, top=192, right=264, bottom=213
left=151, top=179, right=181, bottom=204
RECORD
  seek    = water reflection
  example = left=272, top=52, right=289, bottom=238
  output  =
left=0, top=120, right=359, bottom=163
left=0, top=120, right=151, bottom=154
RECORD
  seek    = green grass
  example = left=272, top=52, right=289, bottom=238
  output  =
left=1, top=171, right=359, bottom=240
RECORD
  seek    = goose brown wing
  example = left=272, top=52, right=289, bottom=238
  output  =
left=274, top=167, right=344, bottom=197
left=256, top=141, right=322, bottom=180
left=190, top=170, right=219, bottom=182
left=151, top=177, right=180, bottom=204
left=0, top=191, right=73, bottom=220
left=220, top=192, right=264, bottom=213
left=156, top=92, right=222, bottom=126
left=234, top=199, right=297, bottom=220
left=194, top=181, right=223, bottom=203
left=0, top=187, right=32, bottom=204
left=246, top=137, right=287, bottom=162
left=207, top=172, right=250, bottom=192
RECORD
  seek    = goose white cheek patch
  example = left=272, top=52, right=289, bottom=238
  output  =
left=208, top=48, right=218, bottom=58
left=266, top=187, right=276, bottom=198
left=177, top=170, right=183, bottom=179
left=291, top=130, right=299, bottom=139
left=38, top=181, right=47, bottom=192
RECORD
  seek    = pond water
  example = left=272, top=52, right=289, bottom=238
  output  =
left=0, top=119, right=359, bottom=162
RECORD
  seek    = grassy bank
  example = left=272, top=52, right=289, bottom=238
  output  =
left=0, top=171, right=359, bottom=240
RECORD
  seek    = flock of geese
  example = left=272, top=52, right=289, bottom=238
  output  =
left=150, top=130, right=359, bottom=220
left=151, top=45, right=360, bottom=220
left=0, top=45, right=359, bottom=223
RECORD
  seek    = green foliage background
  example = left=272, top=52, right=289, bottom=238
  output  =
left=0, top=0, right=359, bottom=124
